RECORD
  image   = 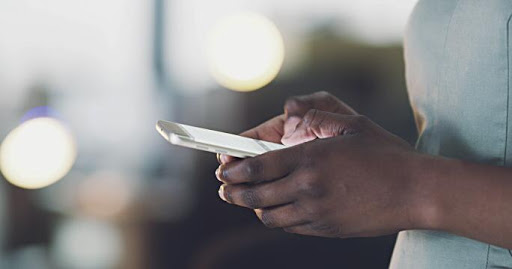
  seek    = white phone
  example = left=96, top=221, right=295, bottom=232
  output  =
left=156, top=120, right=287, bottom=158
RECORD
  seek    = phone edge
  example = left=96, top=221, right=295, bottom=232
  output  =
left=169, top=134, right=257, bottom=158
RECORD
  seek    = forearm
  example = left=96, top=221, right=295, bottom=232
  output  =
left=411, top=154, right=512, bottom=249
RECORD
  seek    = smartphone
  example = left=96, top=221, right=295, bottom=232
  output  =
left=156, top=120, right=287, bottom=158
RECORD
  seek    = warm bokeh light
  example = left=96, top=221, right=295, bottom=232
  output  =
left=0, top=117, right=76, bottom=189
left=77, top=171, right=134, bottom=218
left=207, top=12, right=285, bottom=92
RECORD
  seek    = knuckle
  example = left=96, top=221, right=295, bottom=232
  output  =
left=259, top=210, right=276, bottom=228
left=296, top=175, right=313, bottom=193
left=295, top=201, right=319, bottom=220
left=241, top=189, right=262, bottom=209
left=303, top=109, right=318, bottom=125
left=284, top=97, right=305, bottom=113
left=315, top=91, right=333, bottom=100
left=244, top=159, right=263, bottom=180
left=314, top=91, right=337, bottom=106
left=297, top=174, right=325, bottom=198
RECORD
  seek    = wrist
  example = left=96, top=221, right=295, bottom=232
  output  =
left=405, top=153, right=455, bottom=231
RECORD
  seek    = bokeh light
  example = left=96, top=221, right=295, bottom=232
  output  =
left=0, top=117, right=76, bottom=189
left=52, top=219, right=122, bottom=269
left=207, top=12, right=285, bottom=92
left=77, top=171, right=134, bottom=218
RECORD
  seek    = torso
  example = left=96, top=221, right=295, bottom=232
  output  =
left=390, top=0, right=512, bottom=268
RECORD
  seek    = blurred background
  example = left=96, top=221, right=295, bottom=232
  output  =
left=0, top=0, right=419, bottom=268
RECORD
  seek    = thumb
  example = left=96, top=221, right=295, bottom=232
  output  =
left=281, top=109, right=364, bottom=146
left=283, top=91, right=357, bottom=119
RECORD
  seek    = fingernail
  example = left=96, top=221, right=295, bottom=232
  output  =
left=215, top=167, right=220, bottom=180
left=216, top=164, right=229, bottom=182
left=215, top=166, right=224, bottom=182
left=218, top=185, right=226, bottom=201
left=220, top=155, right=229, bottom=164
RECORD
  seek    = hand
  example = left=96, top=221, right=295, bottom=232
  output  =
left=216, top=110, right=422, bottom=238
left=218, top=91, right=357, bottom=164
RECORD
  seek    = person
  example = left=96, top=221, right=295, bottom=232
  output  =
left=216, top=0, right=512, bottom=268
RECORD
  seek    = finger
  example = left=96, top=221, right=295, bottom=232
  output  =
left=218, top=115, right=286, bottom=165
left=284, top=91, right=357, bottom=119
left=217, top=154, right=239, bottom=165
left=281, top=110, right=367, bottom=146
left=254, top=204, right=309, bottom=228
left=283, top=223, right=342, bottom=238
left=239, top=115, right=285, bottom=143
left=218, top=176, right=296, bottom=209
left=216, top=146, right=299, bottom=184
left=283, top=116, right=302, bottom=138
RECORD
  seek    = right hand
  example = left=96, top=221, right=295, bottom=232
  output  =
left=217, top=91, right=358, bottom=164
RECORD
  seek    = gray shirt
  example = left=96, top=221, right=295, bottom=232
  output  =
left=390, top=0, right=512, bottom=268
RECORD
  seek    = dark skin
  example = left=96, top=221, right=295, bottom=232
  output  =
left=217, top=91, right=512, bottom=249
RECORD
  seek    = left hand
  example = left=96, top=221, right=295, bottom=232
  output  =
left=216, top=110, right=423, bottom=238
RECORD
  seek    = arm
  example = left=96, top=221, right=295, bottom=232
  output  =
left=415, top=155, right=512, bottom=249
left=217, top=106, right=512, bottom=249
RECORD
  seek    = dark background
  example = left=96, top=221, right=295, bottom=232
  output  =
left=0, top=1, right=418, bottom=268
